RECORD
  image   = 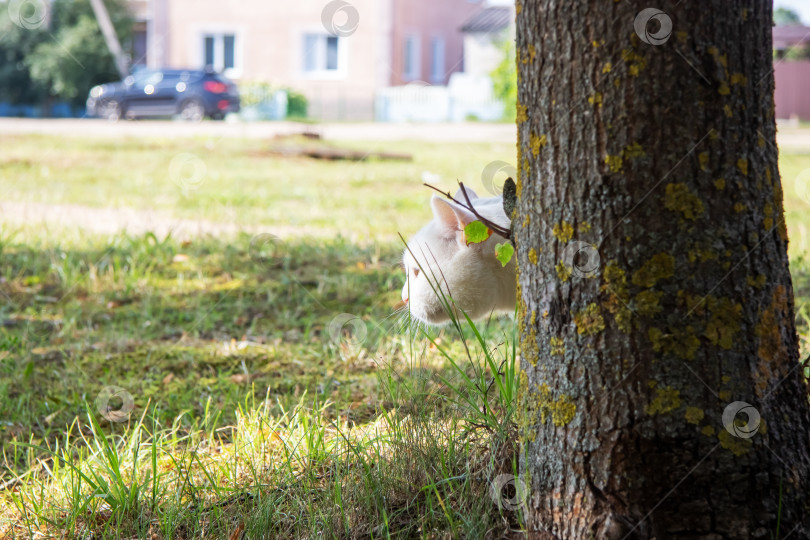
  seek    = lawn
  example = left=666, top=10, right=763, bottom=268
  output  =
left=1, top=130, right=810, bottom=538
left=0, top=133, right=520, bottom=538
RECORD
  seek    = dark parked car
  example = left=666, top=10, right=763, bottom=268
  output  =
left=86, top=68, right=240, bottom=121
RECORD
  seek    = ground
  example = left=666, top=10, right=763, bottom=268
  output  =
left=0, top=121, right=809, bottom=537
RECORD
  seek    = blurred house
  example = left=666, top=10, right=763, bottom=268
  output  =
left=773, top=25, right=810, bottom=121
left=375, top=1, right=514, bottom=122
left=127, top=0, right=150, bottom=68
left=460, top=4, right=513, bottom=78
left=131, top=0, right=493, bottom=120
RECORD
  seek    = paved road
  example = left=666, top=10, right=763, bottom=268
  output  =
left=0, top=118, right=517, bottom=143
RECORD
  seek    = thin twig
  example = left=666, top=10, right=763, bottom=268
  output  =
left=423, top=182, right=511, bottom=239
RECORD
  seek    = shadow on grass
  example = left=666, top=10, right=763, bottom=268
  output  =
left=0, top=231, right=521, bottom=538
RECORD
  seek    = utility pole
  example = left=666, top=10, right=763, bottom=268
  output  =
left=89, top=0, right=128, bottom=78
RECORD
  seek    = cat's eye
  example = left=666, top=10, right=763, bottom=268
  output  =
left=412, top=268, right=420, bottom=278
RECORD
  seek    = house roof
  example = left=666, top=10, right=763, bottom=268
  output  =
left=460, top=6, right=513, bottom=33
left=773, top=25, right=810, bottom=49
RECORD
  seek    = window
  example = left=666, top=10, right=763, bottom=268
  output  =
left=204, top=36, right=215, bottom=66
left=430, top=37, right=445, bottom=83
left=131, top=70, right=162, bottom=86
left=132, top=29, right=147, bottom=66
left=403, top=35, right=420, bottom=81
left=202, top=33, right=239, bottom=76
left=302, top=33, right=344, bottom=75
left=223, top=35, right=235, bottom=70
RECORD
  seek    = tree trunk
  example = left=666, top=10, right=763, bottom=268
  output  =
left=515, top=2, right=810, bottom=538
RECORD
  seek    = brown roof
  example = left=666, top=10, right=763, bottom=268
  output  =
left=460, top=6, right=513, bottom=33
left=773, top=25, right=810, bottom=49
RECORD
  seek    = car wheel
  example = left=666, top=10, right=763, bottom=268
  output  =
left=101, top=100, right=122, bottom=121
left=179, top=99, right=205, bottom=122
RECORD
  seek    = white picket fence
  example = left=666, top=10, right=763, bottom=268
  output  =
left=375, top=73, right=505, bottom=122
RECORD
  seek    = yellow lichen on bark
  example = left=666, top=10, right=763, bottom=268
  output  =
left=703, top=296, right=742, bottom=350
left=685, top=407, right=705, bottom=424
left=648, top=325, right=700, bottom=360
left=664, top=183, right=704, bottom=220
left=645, top=385, right=681, bottom=415
left=623, top=142, right=645, bottom=159
left=754, top=285, right=790, bottom=396
left=602, top=262, right=632, bottom=333
left=574, top=303, right=605, bottom=336
left=632, top=253, right=675, bottom=288
left=549, top=336, right=565, bottom=356
left=763, top=202, right=774, bottom=231
left=536, top=383, right=577, bottom=427
left=516, top=102, right=528, bottom=123
left=604, top=154, right=623, bottom=173
left=527, top=44, right=536, bottom=63
left=699, top=152, right=710, bottom=171
left=718, top=430, right=752, bottom=456
left=530, top=132, right=547, bottom=156
left=635, top=289, right=663, bottom=317
left=552, top=220, right=574, bottom=243
left=555, top=261, right=572, bottom=282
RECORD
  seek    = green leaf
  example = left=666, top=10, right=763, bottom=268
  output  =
left=464, top=221, right=492, bottom=245
left=495, top=242, right=514, bottom=267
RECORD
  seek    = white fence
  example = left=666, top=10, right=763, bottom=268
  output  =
left=375, top=73, right=505, bottom=122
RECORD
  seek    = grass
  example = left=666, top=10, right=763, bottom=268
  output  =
left=0, top=133, right=515, bottom=240
left=2, top=131, right=810, bottom=537
left=0, top=134, right=522, bottom=538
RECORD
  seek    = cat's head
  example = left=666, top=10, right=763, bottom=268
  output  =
left=401, top=187, right=515, bottom=325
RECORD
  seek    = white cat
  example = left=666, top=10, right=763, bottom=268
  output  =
left=401, top=186, right=517, bottom=325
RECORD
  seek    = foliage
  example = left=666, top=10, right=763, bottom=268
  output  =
left=464, top=220, right=492, bottom=245
left=774, top=7, right=802, bottom=26
left=0, top=0, right=133, bottom=107
left=495, top=242, right=514, bottom=266
left=784, top=44, right=810, bottom=61
left=238, top=80, right=309, bottom=119
left=491, top=31, right=517, bottom=122
left=286, top=88, right=308, bottom=118
left=0, top=15, right=48, bottom=104
left=238, top=81, right=276, bottom=108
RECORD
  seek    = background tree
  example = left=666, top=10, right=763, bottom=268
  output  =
left=774, top=7, right=802, bottom=26
left=515, top=2, right=810, bottom=537
left=491, top=32, right=517, bottom=122
left=27, top=0, right=132, bottom=106
left=0, top=0, right=132, bottom=108
left=0, top=13, right=48, bottom=105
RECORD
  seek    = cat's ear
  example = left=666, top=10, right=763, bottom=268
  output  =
left=431, top=195, right=477, bottom=235
left=454, top=185, right=478, bottom=201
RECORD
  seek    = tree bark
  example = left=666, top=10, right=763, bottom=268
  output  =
left=515, top=2, right=810, bottom=538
